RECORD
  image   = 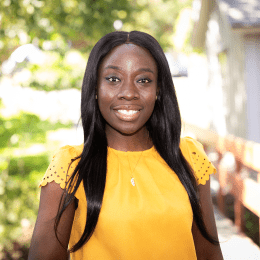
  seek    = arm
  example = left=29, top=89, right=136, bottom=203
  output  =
left=192, top=178, right=224, bottom=260
left=28, top=181, right=76, bottom=260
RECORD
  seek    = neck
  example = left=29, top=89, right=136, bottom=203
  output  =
left=106, top=127, right=153, bottom=152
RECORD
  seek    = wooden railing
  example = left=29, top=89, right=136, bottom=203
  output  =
left=182, top=123, right=260, bottom=243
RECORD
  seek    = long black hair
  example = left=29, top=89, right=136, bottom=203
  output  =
left=55, top=31, right=219, bottom=252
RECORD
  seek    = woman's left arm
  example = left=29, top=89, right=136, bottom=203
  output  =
left=192, top=178, right=224, bottom=260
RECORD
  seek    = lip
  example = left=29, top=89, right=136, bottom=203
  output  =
left=113, top=105, right=142, bottom=122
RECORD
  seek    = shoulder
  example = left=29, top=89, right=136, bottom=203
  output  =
left=180, top=137, right=216, bottom=185
left=180, top=136, right=204, bottom=152
left=53, top=144, right=83, bottom=159
left=39, top=144, right=84, bottom=189
left=180, top=136, right=205, bottom=165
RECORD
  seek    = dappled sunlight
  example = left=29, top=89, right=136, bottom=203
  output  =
left=1, top=44, right=45, bottom=75
left=13, top=144, right=46, bottom=157
left=48, top=127, right=83, bottom=147
left=0, top=76, right=81, bottom=124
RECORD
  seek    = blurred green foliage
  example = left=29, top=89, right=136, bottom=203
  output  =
left=0, top=0, right=192, bottom=61
left=0, top=154, right=49, bottom=243
left=244, top=207, right=259, bottom=245
left=0, top=112, right=72, bottom=148
left=0, top=110, right=72, bottom=250
left=22, top=50, right=86, bottom=91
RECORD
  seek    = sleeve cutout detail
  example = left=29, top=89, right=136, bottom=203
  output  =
left=181, top=137, right=216, bottom=185
left=39, top=145, right=80, bottom=190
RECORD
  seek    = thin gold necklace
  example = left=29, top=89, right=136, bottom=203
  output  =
left=110, top=134, right=150, bottom=187
left=127, top=152, right=143, bottom=187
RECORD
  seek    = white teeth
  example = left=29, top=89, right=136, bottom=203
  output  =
left=117, top=110, right=139, bottom=115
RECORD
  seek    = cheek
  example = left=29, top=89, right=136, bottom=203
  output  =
left=143, top=89, right=157, bottom=106
left=97, top=87, right=115, bottom=119
left=143, top=94, right=157, bottom=118
left=98, top=84, right=116, bottom=101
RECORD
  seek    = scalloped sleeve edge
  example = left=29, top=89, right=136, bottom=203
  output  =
left=182, top=137, right=216, bottom=185
left=39, top=145, right=79, bottom=190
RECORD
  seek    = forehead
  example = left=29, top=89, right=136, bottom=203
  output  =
left=99, top=43, right=157, bottom=71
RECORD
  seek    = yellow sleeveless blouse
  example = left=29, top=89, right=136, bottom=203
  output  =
left=39, top=137, right=216, bottom=260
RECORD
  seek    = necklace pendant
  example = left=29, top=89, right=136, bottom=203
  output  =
left=131, top=177, right=136, bottom=186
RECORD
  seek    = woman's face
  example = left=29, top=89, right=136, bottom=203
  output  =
left=97, top=43, right=158, bottom=136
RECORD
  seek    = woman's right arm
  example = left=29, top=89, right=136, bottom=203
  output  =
left=28, top=181, right=76, bottom=260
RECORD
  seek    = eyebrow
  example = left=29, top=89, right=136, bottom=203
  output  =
left=104, top=65, right=121, bottom=71
left=104, top=65, right=154, bottom=74
left=138, top=68, right=154, bottom=74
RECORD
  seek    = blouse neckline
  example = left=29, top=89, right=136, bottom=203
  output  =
left=108, top=145, right=155, bottom=156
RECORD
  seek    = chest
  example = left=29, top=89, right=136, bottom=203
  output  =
left=97, top=154, right=193, bottom=235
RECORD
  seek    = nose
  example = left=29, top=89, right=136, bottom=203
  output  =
left=117, top=80, right=139, bottom=100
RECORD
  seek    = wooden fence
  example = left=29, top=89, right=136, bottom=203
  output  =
left=182, top=123, right=260, bottom=243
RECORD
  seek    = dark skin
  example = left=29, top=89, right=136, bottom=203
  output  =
left=194, top=180, right=224, bottom=259
left=28, top=182, right=75, bottom=260
left=97, top=43, right=158, bottom=152
left=28, top=43, right=223, bottom=259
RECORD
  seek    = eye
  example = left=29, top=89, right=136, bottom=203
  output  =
left=105, top=76, right=120, bottom=82
left=137, top=78, right=152, bottom=84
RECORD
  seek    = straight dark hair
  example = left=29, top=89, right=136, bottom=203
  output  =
left=55, top=31, right=219, bottom=252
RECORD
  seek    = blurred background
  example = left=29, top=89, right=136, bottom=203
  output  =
left=0, top=0, right=260, bottom=259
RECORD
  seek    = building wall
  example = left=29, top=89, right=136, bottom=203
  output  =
left=205, top=6, right=247, bottom=138
left=244, top=34, right=260, bottom=142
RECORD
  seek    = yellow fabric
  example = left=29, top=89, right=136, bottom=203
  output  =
left=39, top=145, right=81, bottom=189
left=39, top=137, right=216, bottom=260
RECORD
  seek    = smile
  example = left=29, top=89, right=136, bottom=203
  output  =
left=114, top=109, right=141, bottom=121
left=117, top=110, right=140, bottom=115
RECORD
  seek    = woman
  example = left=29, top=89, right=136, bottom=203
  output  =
left=29, top=31, right=224, bottom=260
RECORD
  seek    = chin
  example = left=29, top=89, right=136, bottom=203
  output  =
left=117, top=128, right=142, bottom=136
left=107, top=123, right=147, bottom=137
